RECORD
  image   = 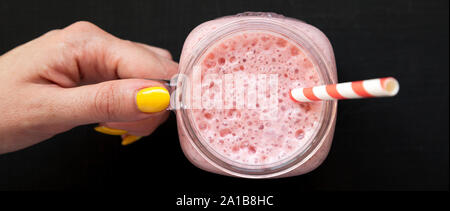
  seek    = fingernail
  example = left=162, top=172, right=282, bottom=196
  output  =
left=94, top=126, right=128, bottom=135
left=121, top=135, right=143, bottom=146
left=136, top=86, right=170, bottom=113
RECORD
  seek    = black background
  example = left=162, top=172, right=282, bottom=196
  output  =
left=0, top=0, right=448, bottom=199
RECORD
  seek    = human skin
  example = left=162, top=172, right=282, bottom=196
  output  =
left=0, top=21, right=178, bottom=154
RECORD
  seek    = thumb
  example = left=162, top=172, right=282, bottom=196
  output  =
left=55, top=79, right=170, bottom=124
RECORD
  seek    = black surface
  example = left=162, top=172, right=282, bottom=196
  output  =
left=0, top=0, right=448, bottom=197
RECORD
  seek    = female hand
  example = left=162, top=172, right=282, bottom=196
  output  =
left=0, top=21, right=178, bottom=154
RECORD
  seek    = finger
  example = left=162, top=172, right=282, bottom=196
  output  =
left=95, top=112, right=169, bottom=146
left=36, top=21, right=178, bottom=86
left=134, top=42, right=173, bottom=60
left=109, top=39, right=179, bottom=80
left=53, top=78, right=171, bottom=124
left=101, top=111, right=169, bottom=136
left=121, top=135, right=143, bottom=146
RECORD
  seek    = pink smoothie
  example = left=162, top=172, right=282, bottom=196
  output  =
left=177, top=13, right=337, bottom=178
left=191, top=32, right=323, bottom=166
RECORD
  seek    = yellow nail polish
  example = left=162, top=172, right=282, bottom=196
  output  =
left=94, top=126, right=128, bottom=135
left=136, top=86, right=170, bottom=113
left=121, top=135, right=143, bottom=146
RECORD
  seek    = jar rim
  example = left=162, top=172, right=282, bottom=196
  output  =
left=177, top=15, right=338, bottom=178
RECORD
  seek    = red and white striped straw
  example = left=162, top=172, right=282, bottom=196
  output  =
left=290, top=77, right=399, bottom=102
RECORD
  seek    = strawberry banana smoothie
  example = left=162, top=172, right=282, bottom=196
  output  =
left=176, top=12, right=338, bottom=178
left=192, top=32, right=322, bottom=166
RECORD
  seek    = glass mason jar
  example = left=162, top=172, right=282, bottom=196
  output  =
left=174, top=12, right=338, bottom=178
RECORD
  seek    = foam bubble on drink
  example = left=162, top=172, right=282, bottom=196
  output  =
left=191, top=32, right=322, bottom=165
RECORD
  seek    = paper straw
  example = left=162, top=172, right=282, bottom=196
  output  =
left=290, top=77, right=399, bottom=102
